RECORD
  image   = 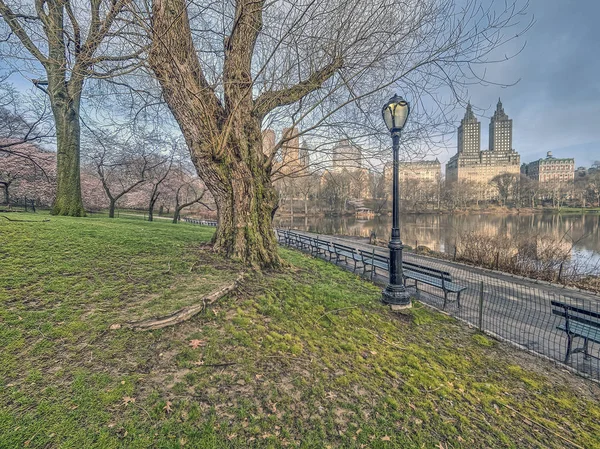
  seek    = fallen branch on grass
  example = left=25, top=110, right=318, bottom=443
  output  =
left=121, top=272, right=244, bottom=331
left=0, top=215, right=50, bottom=223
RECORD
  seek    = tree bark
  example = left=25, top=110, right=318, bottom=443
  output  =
left=1, top=182, right=9, bottom=204
left=209, top=148, right=281, bottom=268
left=148, top=201, right=155, bottom=222
left=51, top=98, right=85, bottom=216
left=109, top=199, right=116, bottom=218
left=148, top=187, right=161, bottom=222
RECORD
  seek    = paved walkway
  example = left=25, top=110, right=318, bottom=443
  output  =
left=283, top=229, right=600, bottom=381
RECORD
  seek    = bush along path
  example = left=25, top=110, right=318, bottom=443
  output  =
left=1, top=214, right=600, bottom=448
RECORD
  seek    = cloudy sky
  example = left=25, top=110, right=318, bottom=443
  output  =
left=1, top=0, right=598, bottom=171
left=439, top=0, right=600, bottom=169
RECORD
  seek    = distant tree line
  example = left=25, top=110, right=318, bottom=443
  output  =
left=273, top=163, right=600, bottom=216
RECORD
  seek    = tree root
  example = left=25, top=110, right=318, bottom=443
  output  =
left=123, top=272, right=244, bottom=331
left=0, top=215, right=50, bottom=222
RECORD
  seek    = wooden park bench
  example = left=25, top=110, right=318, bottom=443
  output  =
left=551, top=301, right=600, bottom=363
left=359, top=249, right=389, bottom=279
left=332, top=242, right=363, bottom=272
left=359, top=249, right=465, bottom=309
left=402, top=262, right=466, bottom=309
left=312, top=236, right=334, bottom=260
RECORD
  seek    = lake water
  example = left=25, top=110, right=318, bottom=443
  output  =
left=275, top=212, right=600, bottom=273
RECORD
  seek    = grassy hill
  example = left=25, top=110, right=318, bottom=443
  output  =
left=1, top=213, right=599, bottom=448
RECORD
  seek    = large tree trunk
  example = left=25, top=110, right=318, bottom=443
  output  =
left=49, top=87, right=85, bottom=217
left=210, top=156, right=280, bottom=268
left=150, top=0, right=307, bottom=269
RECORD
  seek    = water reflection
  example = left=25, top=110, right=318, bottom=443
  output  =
left=275, top=213, right=600, bottom=271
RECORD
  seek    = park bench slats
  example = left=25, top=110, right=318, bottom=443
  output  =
left=280, top=230, right=466, bottom=309
left=551, top=300, right=600, bottom=363
left=332, top=242, right=363, bottom=271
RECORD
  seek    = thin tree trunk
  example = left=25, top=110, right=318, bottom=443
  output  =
left=109, top=199, right=116, bottom=218
left=304, top=195, right=308, bottom=216
left=148, top=192, right=159, bottom=222
left=1, top=183, right=9, bottom=204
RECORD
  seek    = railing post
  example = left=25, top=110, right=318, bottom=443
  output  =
left=371, top=248, right=375, bottom=280
left=557, top=262, right=564, bottom=283
left=478, top=281, right=484, bottom=331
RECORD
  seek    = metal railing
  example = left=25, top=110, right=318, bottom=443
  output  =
left=278, top=229, right=600, bottom=382
left=182, top=217, right=218, bottom=227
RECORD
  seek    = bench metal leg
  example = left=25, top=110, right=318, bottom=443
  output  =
left=443, top=290, right=448, bottom=310
left=584, top=338, right=590, bottom=360
left=456, top=291, right=462, bottom=309
left=565, top=334, right=573, bottom=363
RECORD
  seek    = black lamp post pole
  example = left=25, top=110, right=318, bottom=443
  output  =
left=382, top=130, right=411, bottom=306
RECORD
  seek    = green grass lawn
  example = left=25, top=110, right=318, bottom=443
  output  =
left=1, top=213, right=599, bottom=449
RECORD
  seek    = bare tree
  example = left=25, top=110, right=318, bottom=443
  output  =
left=84, top=131, right=160, bottom=218
left=0, top=0, right=143, bottom=216
left=146, top=151, right=173, bottom=222
left=168, top=163, right=211, bottom=223
left=0, top=82, right=54, bottom=167
left=490, top=173, right=519, bottom=207
left=147, top=0, right=530, bottom=267
left=0, top=143, right=55, bottom=206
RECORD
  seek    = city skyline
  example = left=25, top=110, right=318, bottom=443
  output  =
left=434, top=0, right=599, bottom=170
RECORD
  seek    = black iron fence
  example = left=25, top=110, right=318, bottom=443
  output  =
left=0, top=198, right=43, bottom=213
left=182, top=217, right=218, bottom=227
left=278, top=229, right=600, bottom=382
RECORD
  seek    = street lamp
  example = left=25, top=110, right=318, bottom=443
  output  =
left=381, top=94, right=411, bottom=307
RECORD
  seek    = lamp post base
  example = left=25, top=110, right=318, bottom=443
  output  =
left=381, top=284, right=412, bottom=306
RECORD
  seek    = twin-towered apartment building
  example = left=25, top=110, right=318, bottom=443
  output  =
left=446, top=99, right=575, bottom=186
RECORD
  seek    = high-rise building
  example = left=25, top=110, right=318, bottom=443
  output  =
left=268, top=127, right=310, bottom=177
left=489, top=99, right=512, bottom=153
left=384, top=160, right=441, bottom=185
left=383, top=159, right=441, bottom=200
left=522, top=152, right=575, bottom=184
left=446, top=101, right=520, bottom=186
left=262, top=129, right=276, bottom=156
left=457, top=103, right=480, bottom=154
left=332, top=140, right=362, bottom=172
left=281, top=127, right=300, bottom=166
left=299, top=141, right=310, bottom=168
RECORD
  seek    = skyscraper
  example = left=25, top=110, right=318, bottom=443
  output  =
left=457, top=103, right=480, bottom=154
left=489, top=98, right=512, bottom=152
left=332, top=139, right=362, bottom=172
left=446, top=102, right=520, bottom=186
left=262, top=128, right=276, bottom=156
left=281, top=127, right=300, bottom=166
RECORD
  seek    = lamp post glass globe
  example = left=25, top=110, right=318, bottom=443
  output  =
left=382, top=95, right=410, bottom=133
left=381, top=94, right=411, bottom=307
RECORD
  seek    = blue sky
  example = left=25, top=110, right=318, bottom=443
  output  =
left=440, top=0, right=600, bottom=169
left=2, top=0, right=598, bottom=170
